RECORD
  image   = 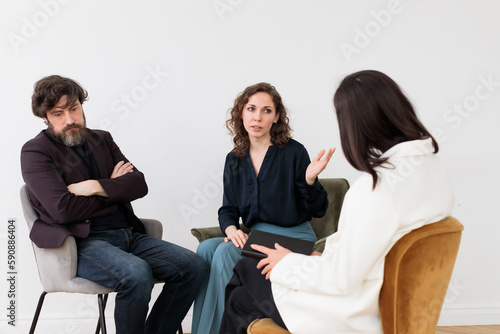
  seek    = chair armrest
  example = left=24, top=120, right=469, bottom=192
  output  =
left=191, top=226, right=224, bottom=243
left=191, top=224, right=251, bottom=243
left=141, top=218, right=163, bottom=239
left=33, top=235, right=78, bottom=292
left=313, top=237, right=327, bottom=253
left=247, top=318, right=291, bottom=334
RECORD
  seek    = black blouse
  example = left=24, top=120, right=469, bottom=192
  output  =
left=218, top=139, right=329, bottom=234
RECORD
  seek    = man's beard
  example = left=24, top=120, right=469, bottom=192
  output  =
left=47, top=122, right=87, bottom=147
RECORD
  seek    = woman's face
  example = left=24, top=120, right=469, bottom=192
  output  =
left=241, top=92, right=279, bottom=142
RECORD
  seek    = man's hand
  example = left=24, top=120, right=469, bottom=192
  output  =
left=224, top=225, right=248, bottom=248
left=305, top=148, right=335, bottom=185
left=253, top=243, right=292, bottom=280
left=111, top=161, right=134, bottom=178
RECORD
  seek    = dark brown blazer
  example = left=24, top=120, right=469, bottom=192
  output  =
left=21, top=129, right=148, bottom=248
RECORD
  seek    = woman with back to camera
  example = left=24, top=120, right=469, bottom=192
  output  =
left=219, top=70, right=455, bottom=334
left=191, top=82, right=334, bottom=334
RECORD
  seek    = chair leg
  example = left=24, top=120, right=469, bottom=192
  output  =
left=29, top=291, right=47, bottom=334
left=93, top=293, right=182, bottom=334
left=95, top=294, right=108, bottom=334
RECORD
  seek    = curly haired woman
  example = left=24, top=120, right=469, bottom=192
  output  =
left=191, top=82, right=334, bottom=334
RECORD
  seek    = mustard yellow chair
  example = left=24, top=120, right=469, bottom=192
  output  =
left=247, top=216, right=464, bottom=334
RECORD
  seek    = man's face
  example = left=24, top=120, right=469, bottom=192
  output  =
left=45, top=95, right=87, bottom=147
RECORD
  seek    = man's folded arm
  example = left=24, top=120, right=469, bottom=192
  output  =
left=21, top=148, right=111, bottom=224
left=97, top=132, right=148, bottom=202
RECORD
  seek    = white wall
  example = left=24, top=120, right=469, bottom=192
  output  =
left=1, top=0, right=499, bottom=332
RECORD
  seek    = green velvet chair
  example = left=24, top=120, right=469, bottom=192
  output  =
left=190, top=178, right=350, bottom=253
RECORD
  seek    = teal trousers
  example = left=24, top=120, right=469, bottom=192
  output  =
left=191, top=222, right=316, bottom=334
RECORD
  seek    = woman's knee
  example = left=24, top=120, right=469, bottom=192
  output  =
left=196, top=237, right=224, bottom=263
left=211, top=242, right=241, bottom=269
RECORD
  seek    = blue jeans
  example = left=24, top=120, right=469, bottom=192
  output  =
left=76, top=227, right=206, bottom=334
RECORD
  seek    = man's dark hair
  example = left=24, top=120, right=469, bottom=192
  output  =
left=32, top=75, right=88, bottom=118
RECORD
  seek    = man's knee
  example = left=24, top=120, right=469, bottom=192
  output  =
left=116, top=259, right=154, bottom=291
left=183, top=251, right=207, bottom=285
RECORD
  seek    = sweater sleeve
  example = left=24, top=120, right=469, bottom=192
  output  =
left=271, top=179, right=400, bottom=296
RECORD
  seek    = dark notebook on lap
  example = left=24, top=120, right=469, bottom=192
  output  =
left=242, top=230, right=315, bottom=260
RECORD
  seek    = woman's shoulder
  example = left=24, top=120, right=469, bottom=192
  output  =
left=344, top=174, right=399, bottom=219
left=348, top=173, right=396, bottom=201
left=224, top=150, right=246, bottom=172
left=285, top=138, right=302, bottom=147
left=225, top=149, right=245, bottom=160
left=279, top=138, right=306, bottom=153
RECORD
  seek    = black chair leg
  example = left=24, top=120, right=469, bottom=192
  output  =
left=29, top=291, right=47, bottom=334
left=92, top=293, right=182, bottom=334
left=95, top=294, right=108, bottom=334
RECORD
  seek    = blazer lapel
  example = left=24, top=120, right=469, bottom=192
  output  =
left=86, top=129, right=112, bottom=179
left=48, top=137, right=90, bottom=183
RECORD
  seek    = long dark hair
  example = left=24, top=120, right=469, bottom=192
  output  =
left=226, top=82, right=292, bottom=158
left=333, top=70, right=438, bottom=188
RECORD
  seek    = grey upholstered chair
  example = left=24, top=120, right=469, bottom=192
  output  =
left=190, top=178, right=350, bottom=253
left=20, top=184, right=182, bottom=334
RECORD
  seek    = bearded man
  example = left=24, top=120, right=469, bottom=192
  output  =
left=21, top=75, right=205, bottom=334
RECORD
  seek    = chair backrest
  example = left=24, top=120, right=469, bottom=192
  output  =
left=21, top=184, right=81, bottom=291
left=190, top=178, right=350, bottom=243
left=379, top=216, right=464, bottom=334
left=20, top=184, right=38, bottom=231
left=20, top=184, right=111, bottom=293
left=310, top=178, right=350, bottom=240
